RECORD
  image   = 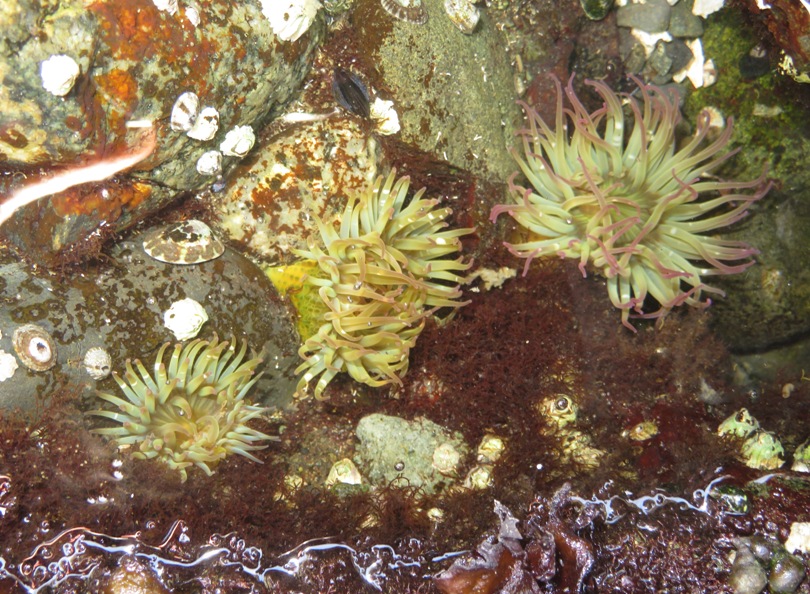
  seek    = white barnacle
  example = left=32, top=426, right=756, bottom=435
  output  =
left=369, top=97, right=400, bottom=135
left=40, top=55, right=80, bottom=96
left=432, top=442, right=462, bottom=475
left=476, top=434, right=505, bottom=464
left=0, top=350, right=18, bottom=382
left=187, top=106, right=220, bottom=141
left=185, top=5, right=201, bottom=26
left=260, top=0, right=322, bottom=42
left=196, top=150, right=222, bottom=175
left=83, top=347, right=112, bottom=380
left=163, top=298, right=208, bottom=341
left=325, top=458, right=363, bottom=486
left=741, top=430, right=784, bottom=470
left=152, top=0, right=178, bottom=14
left=220, top=125, right=255, bottom=157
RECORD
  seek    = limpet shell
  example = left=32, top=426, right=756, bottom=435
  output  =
left=381, top=0, right=428, bottom=24
left=444, top=0, right=479, bottom=34
left=142, top=220, right=225, bottom=264
left=170, top=91, right=200, bottom=132
left=12, top=324, right=57, bottom=372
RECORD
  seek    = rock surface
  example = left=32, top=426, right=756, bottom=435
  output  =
left=0, top=0, right=324, bottom=265
left=210, top=115, right=381, bottom=264
left=350, top=0, right=521, bottom=182
left=355, top=413, right=469, bottom=494
left=0, top=232, right=300, bottom=411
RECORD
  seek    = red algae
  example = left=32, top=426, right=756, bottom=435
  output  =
left=1, top=243, right=808, bottom=592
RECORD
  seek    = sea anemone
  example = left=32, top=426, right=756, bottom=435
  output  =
left=90, top=335, right=274, bottom=481
left=490, top=76, right=770, bottom=330
left=268, top=170, right=473, bottom=399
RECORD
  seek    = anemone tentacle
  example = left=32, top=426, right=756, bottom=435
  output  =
left=491, top=75, right=770, bottom=330
left=288, top=170, right=473, bottom=398
left=89, top=335, right=274, bottom=481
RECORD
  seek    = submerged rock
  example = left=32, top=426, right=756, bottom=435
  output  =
left=351, top=0, right=520, bottom=182
left=355, top=413, right=469, bottom=494
left=0, top=233, right=300, bottom=411
left=209, top=115, right=381, bottom=264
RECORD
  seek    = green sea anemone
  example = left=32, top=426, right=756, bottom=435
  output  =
left=267, top=170, right=473, bottom=399
left=491, top=76, right=770, bottom=330
left=90, top=335, right=274, bottom=481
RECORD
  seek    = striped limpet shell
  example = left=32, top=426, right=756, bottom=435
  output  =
left=142, top=220, right=225, bottom=265
left=380, top=0, right=428, bottom=24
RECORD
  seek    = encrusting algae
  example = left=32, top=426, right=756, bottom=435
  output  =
left=266, top=170, right=473, bottom=399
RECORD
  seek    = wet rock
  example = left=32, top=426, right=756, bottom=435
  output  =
left=769, top=549, right=806, bottom=594
left=684, top=10, right=810, bottom=357
left=0, top=233, right=300, bottom=412
left=616, top=0, right=671, bottom=33
left=0, top=0, right=324, bottom=266
left=351, top=0, right=520, bottom=182
left=354, top=413, right=469, bottom=494
left=646, top=39, right=693, bottom=84
left=711, top=191, right=810, bottom=354
left=209, top=115, right=381, bottom=264
left=620, top=28, right=651, bottom=73
left=669, top=0, right=704, bottom=38
left=729, top=541, right=768, bottom=594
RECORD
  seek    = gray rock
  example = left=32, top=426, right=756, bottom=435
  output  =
left=351, top=0, right=520, bottom=182
left=354, top=413, right=469, bottom=494
left=648, top=38, right=694, bottom=84
left=616, top=0, right=671, bottom=33
left=728, top=543, right=767, bottom=594
left=669, top=0, right=704, bottom=37
left=0, top=233, right=300, bottom=411
left=648, top=41, right=674, bottom=81
left=665, top=38, right=695, bottom=73
left=619, top=28, right=649, bottom=74
left=769, top=550, right=806, bottom=594
left=712, top=191, right=810, bottom=353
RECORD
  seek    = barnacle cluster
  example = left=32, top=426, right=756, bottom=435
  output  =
left=90, top=335, right=274, bottom=481
left=266, top=171, right=472, bottom=399
left=491, top=76, right=769, bottom=330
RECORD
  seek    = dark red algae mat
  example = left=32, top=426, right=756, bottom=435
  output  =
left=1, top=257, right=809, bottom=593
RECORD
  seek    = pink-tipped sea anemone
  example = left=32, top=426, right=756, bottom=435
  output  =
left=491, top=76, right=770, bottom=330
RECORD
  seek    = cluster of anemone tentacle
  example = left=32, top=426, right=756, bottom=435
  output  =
left=491, top=75, right=769, bottom=330
left=90, top=335, right=273, bottom=481
left=289, top=170, right=473, bottom=399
